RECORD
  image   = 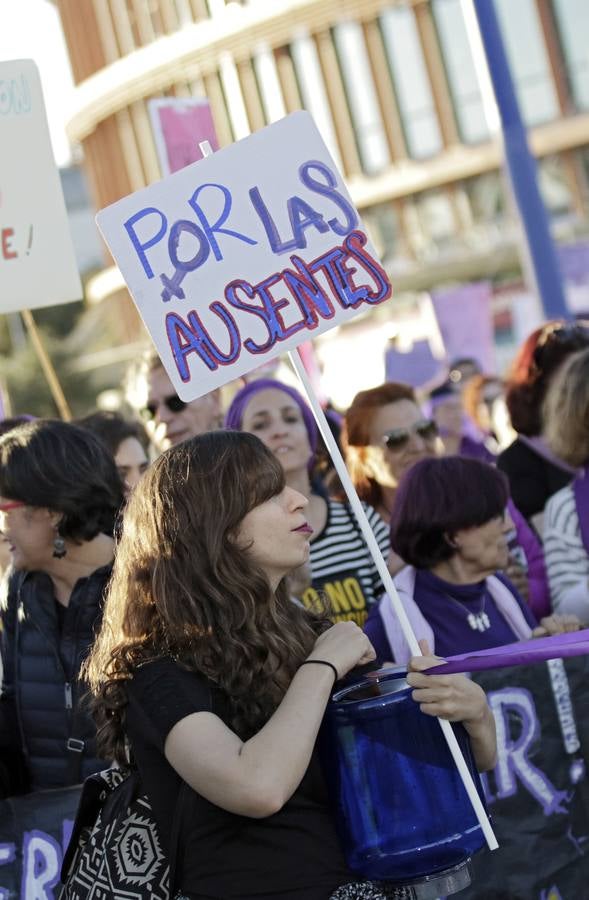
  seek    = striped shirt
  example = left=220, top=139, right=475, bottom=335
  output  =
left=544, top=485, right=589, bottom=620
left=301, top=500, right=390, bottom=627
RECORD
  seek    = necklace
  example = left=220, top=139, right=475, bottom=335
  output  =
left=443, top=591, right=492, bottom=633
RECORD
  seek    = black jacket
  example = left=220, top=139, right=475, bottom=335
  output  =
left=0, top=564, right=111, bottom=793
left=497, top=437, right=572, bottom=520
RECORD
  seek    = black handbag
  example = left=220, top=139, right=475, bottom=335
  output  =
left=59, top=764, right=186, bottom=899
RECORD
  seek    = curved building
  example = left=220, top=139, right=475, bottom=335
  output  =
left=56, top=0, right=589, bottom=353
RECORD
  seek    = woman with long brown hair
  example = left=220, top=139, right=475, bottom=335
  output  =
left=84, top=430, right=495, bottom=900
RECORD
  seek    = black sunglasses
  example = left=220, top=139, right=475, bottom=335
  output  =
left=141, top=394, right=187, bottom=420
left=382, top=419, right=438, bottom=451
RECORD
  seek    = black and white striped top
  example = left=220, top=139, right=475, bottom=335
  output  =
left=300, top=499, right=390, bottom=627
left=544, top=485, right=589, bottom=620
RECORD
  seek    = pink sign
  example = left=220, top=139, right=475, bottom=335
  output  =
left=148, top=98, right=219, bottom=176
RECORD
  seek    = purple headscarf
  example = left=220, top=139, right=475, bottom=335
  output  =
left=225, top=378, right=318, bottom=461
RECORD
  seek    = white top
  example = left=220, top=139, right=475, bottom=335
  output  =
left=544, top=485, right=589, bottom=621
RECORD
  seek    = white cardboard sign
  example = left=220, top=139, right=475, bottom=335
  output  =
left=96, top=111, right=392, bottom=401
left=0, top=59, right=81, bottom=312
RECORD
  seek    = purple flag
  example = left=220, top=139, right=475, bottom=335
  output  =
left=425, top=629, right=589, bottom=675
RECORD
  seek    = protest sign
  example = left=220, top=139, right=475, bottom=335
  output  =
left=96, top=111, right=392, bottom=402
left=0, top=785, right=80, bottom=899
left=0, top=60, right=81, bottom=313
left=148, top=97, right=220, bottom=177
left=459, top=656, right=589, bottom=899
left=97, top=111, right=497, bottom=850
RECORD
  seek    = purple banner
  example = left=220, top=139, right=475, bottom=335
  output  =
left=426, top=629, right=589, bottom=675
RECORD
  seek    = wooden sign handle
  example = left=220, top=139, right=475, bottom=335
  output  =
left=21, top=309, right=71, bottom=421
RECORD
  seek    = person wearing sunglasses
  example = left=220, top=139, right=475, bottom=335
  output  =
left=225, top=379, right=390, bottom=627
left=131, top=351, right=223, bottom=451
left=343, top=382, right=440, bottom=529
left=342, top=382, right=548, bottom=612
left=0, top=420, right=124, bottom=798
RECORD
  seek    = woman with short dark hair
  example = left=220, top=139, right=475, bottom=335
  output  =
left=83, top=430, right=495, bottom=900
left=0, top=420, right=124, bottom=796
left=77, top=410, right=151, bottom=497
left=364, top=457, right=579, bottom=665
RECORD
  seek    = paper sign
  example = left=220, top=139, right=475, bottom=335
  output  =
left=148, top=97, right=219, bottom=176
left=0, top=59, right=81, bottom=312
left=97, top=112, right=392, bottom=401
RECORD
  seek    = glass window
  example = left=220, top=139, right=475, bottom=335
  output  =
left=332, top=22, right=390, bottom=174
left=379, top=6, right=443, bottom=159
left=538, top=155, right=573, bottom=217
left=362, top=202, right=399, bottom=264
left=551, top=0, right=589, bottom=111
left=432, top=0, right=489, bottom=143
left=494, top=0, right=559, bottom=126
left=464, top=172, right=506, bottom=224
left=290, top=31, right=342, bottom=168
left=253, top=44, right=286, bottom=123
left=415, top=189, right=457, bottom=257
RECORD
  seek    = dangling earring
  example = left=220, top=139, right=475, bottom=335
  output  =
left=52, top=532, right=67, bottom=559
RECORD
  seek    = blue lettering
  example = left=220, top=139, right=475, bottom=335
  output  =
left=287, top=196, right=329, bottom=248
left=226, top=276, right=307, bottom=353
left=166, top=305, right=241, bottom=381
left=299, top=160, right=358, bottom=236
left=249, top=187, right=299, bottom=254
left=189, top=183, right=257, bottom=261
left=344, top=231, right=391, bottom=303
left=283, top=255, right=336, bottom=326
left=124, top=207, right=168, bottom=278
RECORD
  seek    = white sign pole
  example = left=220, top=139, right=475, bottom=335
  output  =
left=289, top=347, right=498, bottom=852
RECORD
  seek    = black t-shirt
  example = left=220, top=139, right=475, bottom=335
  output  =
left=125, top=657, right=353, bottom=900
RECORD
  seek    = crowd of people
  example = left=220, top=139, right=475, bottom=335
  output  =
left=0, top=319, right=588, bottom=898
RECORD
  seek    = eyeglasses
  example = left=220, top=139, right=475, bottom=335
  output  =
left=0, top=500, right=25, bottom=512
left=382, top=419, right=438, bottom=451
left=141, top=394, right=187, bottom=420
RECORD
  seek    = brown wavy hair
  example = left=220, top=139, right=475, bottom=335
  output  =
left=505, top=321, right=589, bottom=436
left=84, top=431, right=328, bottom=764
left=544, top=348, right=589, bottom=467
left=342, top=382, right=417, bottom=507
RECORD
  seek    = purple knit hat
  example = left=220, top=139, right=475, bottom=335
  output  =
left=224, top=378, right=318, bottom=460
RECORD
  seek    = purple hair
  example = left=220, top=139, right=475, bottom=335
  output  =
left=225, top=379, right=318, bottom=460
left=390, top=456, right=510, bottom=569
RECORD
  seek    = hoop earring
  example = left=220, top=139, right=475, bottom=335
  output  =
left=52, top=533, right=67, bottom=559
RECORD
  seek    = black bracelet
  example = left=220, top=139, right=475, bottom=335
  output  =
left=300, top=659, right=339, bottom=684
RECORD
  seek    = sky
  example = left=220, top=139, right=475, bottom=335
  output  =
left=0, top=0, right=74, bottom=167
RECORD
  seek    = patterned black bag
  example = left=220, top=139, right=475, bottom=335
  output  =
left=59, top=765, right=185, bottom=900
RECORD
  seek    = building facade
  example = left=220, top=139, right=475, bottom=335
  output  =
left=56, top=0, right=589, bottom=368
